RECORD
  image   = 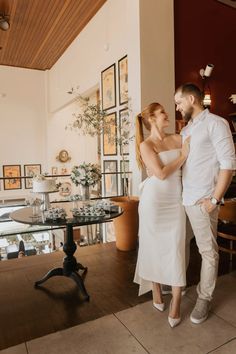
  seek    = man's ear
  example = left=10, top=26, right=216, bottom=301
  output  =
left=189, top=94, right=195, bottom=105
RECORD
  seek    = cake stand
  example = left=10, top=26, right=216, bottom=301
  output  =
left=33, top=190, right=58, bottom=211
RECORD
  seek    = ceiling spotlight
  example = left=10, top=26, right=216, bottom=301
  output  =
left=0, top=13, right=10, bottom=31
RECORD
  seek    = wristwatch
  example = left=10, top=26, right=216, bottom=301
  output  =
left=210, top=197, right=220, bottom=205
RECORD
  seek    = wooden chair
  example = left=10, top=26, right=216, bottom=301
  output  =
left=217, top=200, right=236, bottom=268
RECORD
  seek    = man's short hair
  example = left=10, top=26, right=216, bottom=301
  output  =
left=175, top=83, right=204, bottom=103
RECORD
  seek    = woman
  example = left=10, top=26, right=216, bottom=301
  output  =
left=134, top=102, right=190, bottom=328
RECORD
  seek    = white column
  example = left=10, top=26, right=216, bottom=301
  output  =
left=127, top=0, right=175, bottom=195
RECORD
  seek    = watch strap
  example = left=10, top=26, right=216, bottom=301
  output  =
left=210, top=197, right=220, bottom=205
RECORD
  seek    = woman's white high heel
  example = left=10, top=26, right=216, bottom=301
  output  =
left=168, top=300, right=181, bottom=328
left=168, top=316, right=181, bottom=328
left=153, top=302, right=165, bottom=312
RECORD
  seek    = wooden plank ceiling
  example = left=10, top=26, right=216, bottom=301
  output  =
left=0, top=0, right=107, bottom=71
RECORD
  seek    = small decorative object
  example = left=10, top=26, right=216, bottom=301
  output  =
left=32, top=198, right=42, bottom=218
left=71, top=162, right=101, bottom=200
left=56, top=149, right=71, bottom=163
left=3, top=165, right=21, bottom=190
left=51, top=167, right=58, bottom=175
left=59, top=182, right=72, bottom=197
left=101, top=63, right=116, bottom=110
left=71, top=204, right=105, bottom=218
left=118, top=55, right=128, bottom=105
left=24, top=164, right=41, bottom=189
left=61, top=168, right=68, bottom=175
left=69, top=194, right=82, bottom=208
left=25, top=197, right=42, bottom=217
left=96, top=199, right=118, bottom=212
left=45, top=207, right=67, bottom=221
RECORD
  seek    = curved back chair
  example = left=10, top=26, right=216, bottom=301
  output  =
left=217, top=200, right=236, bottom=269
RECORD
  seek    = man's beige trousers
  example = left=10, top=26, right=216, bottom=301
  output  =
left=185, top=204, right=219, bottom=301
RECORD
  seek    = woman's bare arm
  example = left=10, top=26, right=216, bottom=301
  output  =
left=141, top=137, right=189, bottom=180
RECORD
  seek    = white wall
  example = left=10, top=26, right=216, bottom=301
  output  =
left=0, top=66, right=46, bottom=199
left=46, top=91, right=99, bottom=174
left=46, top=0, right=130, bottom=194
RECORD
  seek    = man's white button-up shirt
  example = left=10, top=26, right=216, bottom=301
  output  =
left=180, top=109, right=236, bottom=206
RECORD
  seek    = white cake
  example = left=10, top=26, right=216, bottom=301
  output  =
left=33, top=179, right=56, bottom=193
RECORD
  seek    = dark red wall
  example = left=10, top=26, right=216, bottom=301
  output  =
left=174, top=0, right=236, bottom=126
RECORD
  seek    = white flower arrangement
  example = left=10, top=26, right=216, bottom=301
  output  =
left=71, top=162, right=101, bottom=187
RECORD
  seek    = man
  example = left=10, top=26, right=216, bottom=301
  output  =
left=175, top=83, right=235, bottom=324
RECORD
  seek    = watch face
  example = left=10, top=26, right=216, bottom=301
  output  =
left=211, top=197, right=218, bottom=205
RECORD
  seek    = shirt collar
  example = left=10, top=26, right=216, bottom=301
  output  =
left=181, top=109, right=209, bottom=135
left=190, top=109, right=208, bottom=125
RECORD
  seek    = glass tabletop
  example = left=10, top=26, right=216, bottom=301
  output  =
left=10, top=201, right=123, bottom=228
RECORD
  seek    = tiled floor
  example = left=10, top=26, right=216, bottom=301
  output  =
left=1, top=271, right=236, bottom=354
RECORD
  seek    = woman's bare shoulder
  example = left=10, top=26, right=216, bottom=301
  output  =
left=166, top=133, right=182, bottom=147
left=140, top=138, right=156, bottom=152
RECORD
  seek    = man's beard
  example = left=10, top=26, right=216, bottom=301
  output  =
left=182, top=107, right=194, bottom=122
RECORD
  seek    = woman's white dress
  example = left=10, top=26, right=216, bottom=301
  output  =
left=134, top=149, right=186, bottom=295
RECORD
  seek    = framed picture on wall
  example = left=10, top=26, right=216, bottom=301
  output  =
left=3, top=165, right=22, bottom=190
left=118, top=55, right=128, bottom=105
left=119, top=108, right=129, bottom=155
left=103, top=160, right=118, bottom=197
left=101, top=63, right=116, bottom=110
left=24, top=164, right=41, bottom=189
left=103, top=112, right=117, bottom=156
left=120, top=160, right=130, bottom=195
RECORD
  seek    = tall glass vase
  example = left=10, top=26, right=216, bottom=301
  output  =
left=80, top=185, right=90, bottom=201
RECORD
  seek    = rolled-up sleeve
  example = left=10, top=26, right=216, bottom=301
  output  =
left=209, top=118, right=236, bottom=170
